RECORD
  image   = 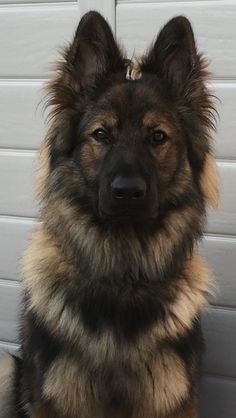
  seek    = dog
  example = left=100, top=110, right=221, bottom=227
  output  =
left=0, top=11, right=219, bottom=418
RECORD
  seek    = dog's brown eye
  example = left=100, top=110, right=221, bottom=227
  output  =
left=151, top=129, right=167, bottom=146
left=92, top=128, right=110, bottom=144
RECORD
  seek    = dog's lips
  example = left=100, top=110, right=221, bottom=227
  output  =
left=98, top=195, right=159, bottom=223
left=99, top=208, right=132, bottom=221
left=98, top=207, right=157, bottom=224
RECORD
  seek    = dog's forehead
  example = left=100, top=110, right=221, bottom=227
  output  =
left=98, top=78, right=166, bottom=120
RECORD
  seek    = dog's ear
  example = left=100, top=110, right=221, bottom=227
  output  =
left=65, top=11, right=124, bottom=87
left=44, top=12, right=125, bottom=165
left=141, top=16, right=197, bottom=94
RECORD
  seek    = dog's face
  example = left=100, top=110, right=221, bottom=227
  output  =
left=43, top=12, right=217, bottom=228
left=75, top=80, right=185, bottom=223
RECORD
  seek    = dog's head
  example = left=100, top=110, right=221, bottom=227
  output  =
left=39, top=11, right=219, bottom=228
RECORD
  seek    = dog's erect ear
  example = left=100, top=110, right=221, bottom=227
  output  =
left=66, top=11, right=124, bottom=86
left=44, top=12, right=125, bottom=166
left=141, top=16, right=197, bottom=94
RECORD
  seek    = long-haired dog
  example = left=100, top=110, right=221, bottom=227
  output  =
left=0, top=11, right=219, bottom=418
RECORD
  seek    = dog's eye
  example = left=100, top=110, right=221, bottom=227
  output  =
left=151, top=129, right=167, bottom=146
left=92, top=128, right=110, bottom=144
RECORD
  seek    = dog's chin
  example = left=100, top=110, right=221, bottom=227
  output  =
left=98, top=206, right=158, bottom=227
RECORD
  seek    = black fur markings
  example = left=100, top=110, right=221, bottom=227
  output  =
left=77, top=274, right=169, bottom=340
left=20, top=311, right=63, bottom=406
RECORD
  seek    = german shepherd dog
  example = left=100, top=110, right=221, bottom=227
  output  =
left=0, top=11, right=219, bottom=418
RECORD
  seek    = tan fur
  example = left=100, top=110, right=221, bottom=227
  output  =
left=80, top=140, right=108, bottom=181
left=0, top=354, right=13, bottom=382
left=166, top=160, right=192, bottom=202
left=151, top=206, right=203, bottom=276
left=22, top=226, right=80, bottom=344
left=142, top=111, right=173, bottom=137
left=56, top=198, right=202, bottom=279
left=43, top=356, right=90, bottom=417
left=152, top=349, right=189, bottom=416
left=83, top=114, right=118, bottom=133
left=35, top=141, right=50, bottom=198
left=23, top=223, right=205, bottom=418
left=143, top=122, right=192, bottom=191
left=42, top=348, right=188, bottom=418
left=150, top=252, right=212, bottom=341
left=23, top=222, right=211, bottom=350
left=0, top=355, right=14, bottom=418
left=201, top=153, right=219, bottom=209
left=23, top=210, right=211, bottom=347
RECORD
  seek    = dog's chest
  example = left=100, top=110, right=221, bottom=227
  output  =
left=42, top=334, right=188, bottom=418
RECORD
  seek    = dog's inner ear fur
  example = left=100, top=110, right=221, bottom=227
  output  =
left=66, top=11, right=124, bottom=87
left=142, top=16, right=197, bottom=94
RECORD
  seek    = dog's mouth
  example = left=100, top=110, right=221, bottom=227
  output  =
left=97, top=184, right=159, bottom=225
left=99, top=209, right=138, bottom=223
left=98, top=206, right=158, bottom=225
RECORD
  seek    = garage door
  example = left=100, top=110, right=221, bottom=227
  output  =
left=0, top=1, right=235, bottom=417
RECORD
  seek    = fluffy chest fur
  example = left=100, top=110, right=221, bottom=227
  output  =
left=21, top=226, right=210, bottom=418
left=41, top=341, right=188, bottom=418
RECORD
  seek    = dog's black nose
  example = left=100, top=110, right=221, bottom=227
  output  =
left=111, top=175, right=146, bottom=200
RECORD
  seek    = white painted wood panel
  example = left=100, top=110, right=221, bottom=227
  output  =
left=0, top=4, right=79, bottom=78
left=206, top=162, right=236, bottom=235
left=0, top=217, right=36, bottom=281
left=116, top=1, right=236, bottom=78
left=202, top=308, right=236, bottom=378
left=0, top=280, right=20, bottom=343
left=199, top=375, right=236, bottom=418
left=0, top=150, right=38, bottom=217
left=0, top=341, right=19, bottom=356
left=200, top=235, right=236, bottom=307
left=79, top=0, right=115, bottom=31
left=214, top=83, right=236, bottom=160
left=0, top=81, right=45, bottom=150
left=118, top=0, right=217, bottom=3
left=1, top=0, right=73, bottom=3
left=0, top=218, right=234, bottom=307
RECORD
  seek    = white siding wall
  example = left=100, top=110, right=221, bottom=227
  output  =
left=0, top=0, right=80, bottom=349
left=0, top=1, right=235, bottom=416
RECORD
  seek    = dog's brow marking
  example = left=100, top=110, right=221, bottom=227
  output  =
left=126, top=60, right=142, bottom=81
left=142, top=112, right=172, bottom=136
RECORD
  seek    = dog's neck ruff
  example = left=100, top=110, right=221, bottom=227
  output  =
left=39, top=195, right=205, bottom=282
left=22, top=214, right=212, bottom=347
